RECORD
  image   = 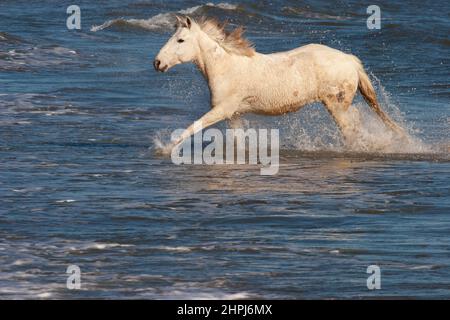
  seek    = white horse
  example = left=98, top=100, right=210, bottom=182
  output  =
left=154, top=16, right=404, bottom=150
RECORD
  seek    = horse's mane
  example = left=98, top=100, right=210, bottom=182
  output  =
left=197, top=17, right=255, bottom=57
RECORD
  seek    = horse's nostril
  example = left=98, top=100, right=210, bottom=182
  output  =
left=153, top=59, right=161, bottom=71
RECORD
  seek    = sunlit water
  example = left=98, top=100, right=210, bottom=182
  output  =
left=0, top=0, right=449, bottom=299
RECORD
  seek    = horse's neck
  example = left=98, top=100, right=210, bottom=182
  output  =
left=194, top=34, right=230, bottom=83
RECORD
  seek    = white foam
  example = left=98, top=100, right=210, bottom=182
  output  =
left=77, top=242, right=134, bottom=250
left=55, top=199, right=76, bottom=203
left=155, top=246, right=192, bottom=252
left=12, top=259, right=33, bottom=266
left=410, top=265, right=437, bottom=270
left=37, top=292, right=52, bottom=298
left=12, top=187, right=43, bottom=193
left=162, top=290, right=252, bottom=300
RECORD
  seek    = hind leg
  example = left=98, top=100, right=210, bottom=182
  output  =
left=321, top=84, right=361, bottom=144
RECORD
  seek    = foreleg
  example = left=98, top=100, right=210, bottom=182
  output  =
left=171, top=107, right=229, bottom=149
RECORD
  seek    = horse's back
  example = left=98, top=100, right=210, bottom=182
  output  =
left=267, top=43, right=359, bottom=82
left=288, top=44, right=360, bottom=85
left=268, top=43, right=340, bottom=57
left=279, top=43, right=357, bottom=65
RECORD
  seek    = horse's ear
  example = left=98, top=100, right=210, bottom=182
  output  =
left=175, top=15, right=184, bottom=28
left=175, top=15, right=192, bottom=29
left=186, top=16, right=192, bottom=29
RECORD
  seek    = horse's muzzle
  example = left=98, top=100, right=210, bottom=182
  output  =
left=153, top=59, right=161, bottom=71
left=153, top=59, right=168, bottom=72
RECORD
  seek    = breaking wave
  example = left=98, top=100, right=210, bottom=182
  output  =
left=0, top=45, right=78, bottom=72
left=91, top=3, right=239, bottom=32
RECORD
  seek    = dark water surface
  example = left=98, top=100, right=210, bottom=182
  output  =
left=0, top=0, right=449, bottom=298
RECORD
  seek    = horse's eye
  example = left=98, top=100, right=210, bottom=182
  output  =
left=177, top=39, right=185, bottom=43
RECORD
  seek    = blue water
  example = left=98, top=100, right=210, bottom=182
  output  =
left=0, top=0, right=449, bottom=299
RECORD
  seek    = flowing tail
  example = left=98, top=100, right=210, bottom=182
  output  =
left=355, top=60, right=405, bottom=136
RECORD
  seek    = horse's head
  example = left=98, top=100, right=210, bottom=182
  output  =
left=154, top=16, right=200, bottom=72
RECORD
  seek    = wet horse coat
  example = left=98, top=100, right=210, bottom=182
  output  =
left=154, top=16, right=403, bottom=149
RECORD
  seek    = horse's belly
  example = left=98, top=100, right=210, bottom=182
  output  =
left=253, top=107, right=301, bottom=116
left=244, top=87, right=315, bottom=116
left=248, top=96, right=310, bottom=116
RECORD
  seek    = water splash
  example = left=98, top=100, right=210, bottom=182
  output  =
left=150, top=69, right=443, bottom=156
left=152, top=130, right=175, bottom=156
left=349, top=75, right=431, bottom=153
left=267, top=76, right=435, bottom=154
